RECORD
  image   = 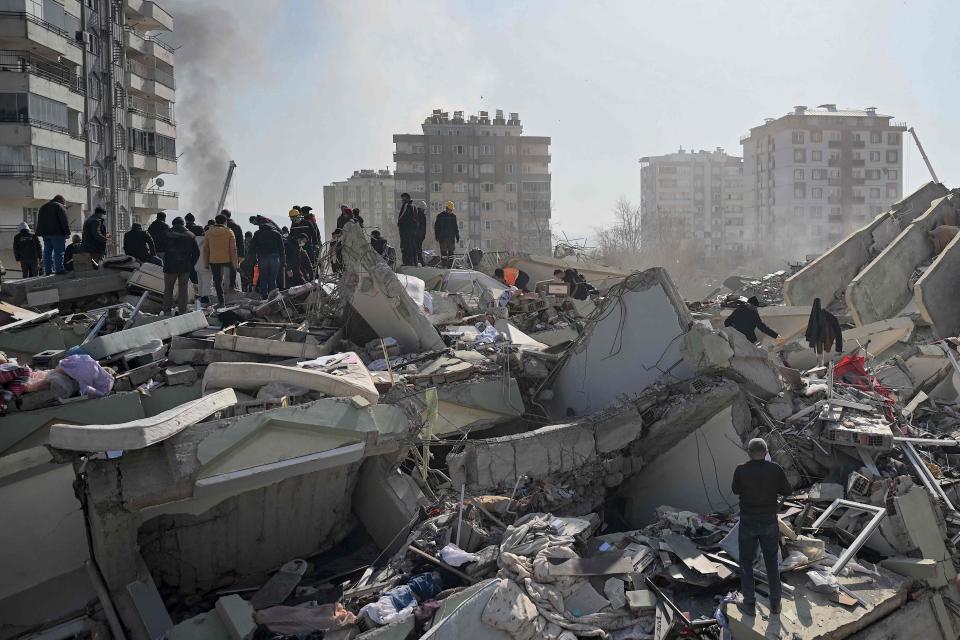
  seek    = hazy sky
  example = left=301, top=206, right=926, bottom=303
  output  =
left=162, top=0, right=960, bottom=241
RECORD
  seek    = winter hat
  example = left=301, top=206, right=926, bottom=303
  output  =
left=340, top=205, right=352, bottom=215
left=184, top=212, right=195, bottom=223
left=171, top=217, right=184, bottom=226
left=17, top=221, right=28, bottom=231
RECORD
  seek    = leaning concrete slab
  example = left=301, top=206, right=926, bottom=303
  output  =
left=49, top=389, right=237, bottom=452
left=1, top=269, right=131, bottom=307
left=915, top=229, right=960, bottom=337
left=203, top=356, right=379, bottom=404
left=784, top=181, right=948, bottom=307
left=353, top=454, right=425, bottom=555
left=543, top=268, right=693, bottom=418
left=340, top=221, right=445, bottom=353
left=847, top=192, right=960, bottom=326
left=213, top=331, right=332, bottom=360
left=82, top=310, right=208, bottom=360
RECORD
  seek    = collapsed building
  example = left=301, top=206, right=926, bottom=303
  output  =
left=3, top=199, right=960, bottom=640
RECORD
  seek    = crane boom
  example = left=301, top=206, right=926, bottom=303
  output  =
left=216, top=160, right=237, bottom=215
left=907, top=127, right=939, bottom=184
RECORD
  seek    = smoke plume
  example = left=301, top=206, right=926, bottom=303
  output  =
left=160, top=0, right=278, bottom=217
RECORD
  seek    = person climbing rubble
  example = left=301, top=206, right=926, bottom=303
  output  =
left=80, top=206, right=110, bottom=265
left=723, top=295, right=779, bottom=344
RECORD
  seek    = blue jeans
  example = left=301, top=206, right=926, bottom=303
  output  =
left=257, top=254, right=281, bottom=297
left=42, top=235, right=66, bottom=274
left=738, top=514, right=781, bottom=607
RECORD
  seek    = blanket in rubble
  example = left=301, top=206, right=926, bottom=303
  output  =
left=480, top=513, right=653, bottom=640
left=0, top=361, right=31, bottom=412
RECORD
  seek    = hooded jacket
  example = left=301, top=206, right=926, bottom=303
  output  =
left=434, top=210, right=459, bottom=242
left=397, top=200, right=419, bottom=236
left=290, top=216, right=319, bottom=248
left=147, top=219, right=170, bottom=253
left=123, top=223, right=157, bottom=262
left=203, top=224, right=238, bottom=267
left=163, top=224, right=201, bottom=274
left=285, top=237, right=313, bottom=286
left=724, top=302, right=779, bottom=343
left=81, top=214, right=108, bottom=254
left=13, top=229, right=42, bottom=264
left=226, top=219, right=245, bottom=257
left=36, top=199, right=70, bottom=237
left=805, top=298, right=843, bottom=353
left=250, top=225, right=286, bottom=262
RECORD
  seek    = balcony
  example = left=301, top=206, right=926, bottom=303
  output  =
left=126, top=0, right=173, bottom=32
left=132, top=188, right=178, bottom=211
left=0, top=11, right=83, bottom=64
left=828, top=140, right=842, bottom=148
left=123, top=27, right=174, bottom=66
left=851, top=159, right=865, bottom=167
left=126, top=62, right=175, bottom=102
left=828, top=158, right=842, bottom=167
left=0, top=118, right=86, bottom=156
left=130, top=151, right=177, bottom=175
left=127, top=99, right=175, bottom=138
left=828, top=215, right=843, bottom=223
left=851, top=140, right=866, bottom=148
left=851, top=177, right=865, bottom=185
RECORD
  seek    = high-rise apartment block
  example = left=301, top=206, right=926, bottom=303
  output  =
left=639, top=148, right=745, bottom=260
left=741, top=104, right=905, bottom=259
left=322, top=168, right=395, bottom=248
left=0, top=0, right=177, bottom=265
left=393, top=109, right=551, bottom=255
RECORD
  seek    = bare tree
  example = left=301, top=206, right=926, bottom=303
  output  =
left=592, top=197, right=643, bottom=269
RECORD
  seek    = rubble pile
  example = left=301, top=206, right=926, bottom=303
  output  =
left=5, top=185, right=960, bottom=640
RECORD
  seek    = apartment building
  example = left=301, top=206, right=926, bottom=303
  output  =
left=741, top=104, right=904, bottom=260
left=322, top=168, right=395, bottom=248
left=393, top=109, right=551, bottom=256
left=639, top=148, right=745, bottom=260
left=0, top=0, right=177, bottom=267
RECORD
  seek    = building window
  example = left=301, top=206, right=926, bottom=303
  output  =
left=88, top=120, right=102, bottom=143
left=431, top=182, right=441, bottom=193
left=812, top=187, right=823, bottom=199
left=886, top=149, right=899, bottom=163
left=482, top=182, right=494, bottom=193
left=454, top=145, right=465, bottom=155
left=430, top=162, right=441, bottom=174
left=480, top=163, right=494, bottom=174
left=482, top=203, right=494, bottom=213
left=869, top=187, right=881, bottom=199
left=505, top=163, right=514, bottom=174
left=888, top=132, right=900, bottom=145
left=506, top=201, right=516, bottom=211
left=454, top=163, right=465, bottom=174
left=484, top=220, right=492, bottom=230
left=811, top=150, right=822, bottom=161
left=887, top=169, right=898, bottom=180
left=118, top=166, right=128, bottom=189
left=792, top=131, right=805, bottom=144
left=810, top=206, right=823, bottom=218
left=454, top=182, right=467, bottom=193
left=793, top=149, right=806, bottom=162
left=89, top=163, right=102, bottom=187
left=794, top=169, right=804, bottom=180
left=865, top=169, right=880, bottom=180
left=870, top=151, right=880, bottom=162
left=413, top=144, right=424, bottom=153
left=870, top=131, right=882, bottom=144
left=887, top=184, right=898, bottom=198
left=794, top=183, right=806, bottom=198
left=810, top=131, right=823, bottom=143
left=506, top=182, right=516, bottom=193
left=430, top=144, right=441, bottom=154
left=812, top=169, right=826, bottom=179
left=480, top=144, right=493, bottom=155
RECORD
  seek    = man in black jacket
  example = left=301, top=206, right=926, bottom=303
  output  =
left=161, top=217, right=200, bottom=315
left=36, top=194, right=70, bottom=274
left=222, top=210, right=245, bottom=291
left=13, top=222, right=42, bottom=277
left=184, top=212, right=204, bottom=237
left=433, top=201, right=459, bottom=268
left=63, top=234, right=81, bottom=272
left=336, top=205, right=354, bottom=230
left=731, top=438, right=791, bottom=616
left=289, top=210, right=319, bottom=264
left=147, top=212, right=169, bottom=259
left=397, top=193, right=419, bottom=267
left=249, top=221, right=285, bottom=297
left=724, top=296, right=779, bottom=344
left=80, top=207, right=109, bottom=263
left=124, top=222, right=161, bottom=265
left=284, top=232, right=313, bottom=287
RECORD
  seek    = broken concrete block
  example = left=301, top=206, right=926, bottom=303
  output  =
left=339, top=222, right=444, bottom=353
left=353, top=455, right=424, bottom=555
left=213, top=331, right=332, bottom=360
left=49, top=388, right=237, bottom=452
left=250, top=559, right=307, bottom=610
left=725, top=329, right=783, bottom=398
left=603, top=577, right=626, bottom=610
left=215, top=595, right=256, bottom=640
left=203, top=356, right=378, bottom=404
left=165, top=365, right=199, bottom=386
left=82, top=311, right=208, bottom=360
left=681, top=326, right=734, bottom=370
left=545, top=267, right=694, bottom=418
left=625, top=589, right=656, bottom=613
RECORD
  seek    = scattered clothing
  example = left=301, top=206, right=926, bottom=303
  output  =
left=805, top=297, right=842, bottom=355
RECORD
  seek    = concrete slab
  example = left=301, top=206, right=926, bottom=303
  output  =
left=544, top=268, right=694, bottom=418
left=82, top=311, right=208, bottom=360
left=49, top=388, right=238, bottom=452
left=847, top=193, right=960, bottom=326
left=213, top=331, right=332, bottom=360
left=353, top=454, right=424, bottom=555
left=203, top=356, right=379, bottom=404
left=340, top=221, right=444, bottom=353
left=784, top=317, right=914, bottom=371
left=785, top=181, right=948, bottom=307
left=915, top=227, right=960, bottom=337
left=1, top=270, right=130, bottom=307
left=433, top=377, right=524, bottom=435
left=420, top=579, right=509, bottom=640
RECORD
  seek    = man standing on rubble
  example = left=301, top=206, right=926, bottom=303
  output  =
left=203, top=214, right=239, bottom=307
left=161, top=217, right=200, bottom=316
left=397, top=193, right=419, bottom=267
left=36, top=194, right=70, bottom=275
left=80, top=207, right=110, bottom=265
left=147, top=211, right=169, bottom=261
left=222, top=210, right=245, bottom=292
left=434, top=201, right=459, bottom=268
left=731, top=437, right=791, bottom=616
left=250, top=218, right=285, bottom=297
left=123, top=221, right=161, bottom=265
left=724, top=296, right=779, bottom=344
left=13, top=222, right=41, bottom=277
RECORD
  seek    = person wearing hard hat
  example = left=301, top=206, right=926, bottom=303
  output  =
left=434, top=201, right=459, bottom=268
left=289, top=207, right=319, bottom=274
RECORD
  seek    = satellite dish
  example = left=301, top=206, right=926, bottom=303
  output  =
left=155, top=178, right=164, bottom=188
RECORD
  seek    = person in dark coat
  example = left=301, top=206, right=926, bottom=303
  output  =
left=13, top=222, right=42, bottom=277
left=370, top=230, right=388, bottom=256
left=397, top=193, right=419, bottom=267
left=36, top=195, right=71, bottom=274
left=414, top=204, right=427, bottom=265
left=285, top=233, right=313, bottom=287
left=725, top=296, right=779, bottom=344
left=351, top=207, right=365, bottom=227
left=433, top=201, right=459, bottom=268
left=289, top=210, right=319, bottom=259
left=161, top=217, right=200, bottom=315
left=184, top=212, right=204, bottom=237
left=336, top=205, right=354, bottom=230
left=249, top=221, right=285, bottom=297
left=805, top=297, right=843, bottom=365
left=301, top=206, right=322, bottom=262
left=80, top=207, right=109, bottom=262
left=222, top=209, right=245, bottom=291
left=147, top=211, right=169, bottom=258
left=123, top=222, right=160, bottom=265
left=63, top=234, right=81, bottom=272
left=329, top=228, right=344, bottom=274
